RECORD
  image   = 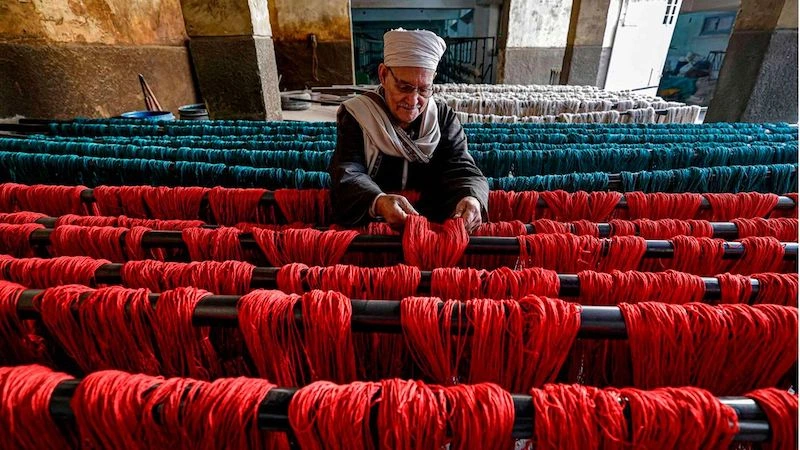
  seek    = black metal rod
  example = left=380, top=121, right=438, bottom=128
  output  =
left=26, top=228, right=800, bottom=259
left=86, top=263, right=757, bottom=301
left=15, top=288, right=625, bottom=338
left=45, top=379, right=769, bottom=441
left=13, top=287, right=772, bottom=339
left=31, top=215, right=778, bottom=240
left=74, top=188, right=796, bottom=212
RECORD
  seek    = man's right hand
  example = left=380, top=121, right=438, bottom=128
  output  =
left=375, top=194, right=419, bottom=230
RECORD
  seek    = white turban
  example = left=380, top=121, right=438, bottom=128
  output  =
left=383, top=28, right=446, bottom=70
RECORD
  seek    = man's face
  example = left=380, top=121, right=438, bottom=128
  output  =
left=378, top=64, right=435, bottom=127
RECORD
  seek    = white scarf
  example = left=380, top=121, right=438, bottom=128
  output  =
left=342, top=90, right=441, bottom=189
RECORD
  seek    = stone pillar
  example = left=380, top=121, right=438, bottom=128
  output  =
left=561, top=0, right=621, bottom=87
left=268, top=0, right=355, bottom=91
left=705, top=0, right=798, bottom=122
left=180, top=0, right=282, bottom=120
left=498, top=0, right=574, bottom=84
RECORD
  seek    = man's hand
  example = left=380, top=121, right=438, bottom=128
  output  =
left=375, top=194, right=419, bottom=230
left=452, top=196, right=482, bottom=233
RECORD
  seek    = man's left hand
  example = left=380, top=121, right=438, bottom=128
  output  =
left=452, top=196, right=482, bottom=234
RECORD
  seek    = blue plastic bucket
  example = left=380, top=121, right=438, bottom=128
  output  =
left=119, top=110, right=175, bottom=121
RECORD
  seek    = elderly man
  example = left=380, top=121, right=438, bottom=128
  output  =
left=329, top=29, right=489, bottom=233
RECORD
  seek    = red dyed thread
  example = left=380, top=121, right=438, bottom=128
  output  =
left=608, top=219, right=637, bottom=236
left=289, top=380, right=380, bottom=450
left=37, top=285, right=160, bottom=374
left=430, top=267, right=487, bottom=300
left=401, top=297, right=465, bottom=384
left=34, top=285, right=93, bottom=372
left=0, top=280, right=49, bottom=364
left=530, top=219, right=571, bottom=234
left=517, top=233, right=603, bottom=272
left=469, top=220, right=528, bottom=268
left=703, top=192, right=778, bottom=221
left=0, top=223, right=42, bottom=257
left=275, top=262, right=308, bottom=294
left=49, top=225, right=127, bottom=263
left=301, top=290, right=358, bottom=383
left=291, top=264, right=421, bottom=300
left=0, top=211, right=47, bottom=224
left=728, top=236, right=787, bottom=275
left=576, top=270, right=705, bottom=305
left=121, top=260, right=254, bottom=294
left=184, top=376, right=289, bottom=450
left=732, top=218, right=798, bottom=241
left=0, top=365, right=75, bottom=449
left=0, top=255, right=109, bottom=288
left=621, top=387, right=739, bottom=450
left=252, top=228, right=358, bottom=266
left=153, top=287, right=220, bottom=379
left=402, top=296, right=579, bottom=391
left=634, top=218, right=714, bottom=239
left=116, top=216, right=204, bottom=230
left=647, top=236, right=727, bottom=276
left=619, top=301, right=798, bottom=394
left=599, top=236, right=647, bottom=272
left=142, top=186, right=207, bottom=220
left=274, top=188, right=331, bottom=224
left=571, top=220, right=601, bottom=236
left=716, top=273, right=753, bottom=304
left=540, top=190, right=622, bottom=221
left=440, top=382, right=515, bottom=450
left=473, top=220, right=528, bottom=236
left=92, top=185, right=150, bottom=218
left=208, top=187, right=268, bottom=225
left=488, top=190, right=540, bottom=222
left=0, top=183, right=23, bottom=212
left=403, top=216, right=469, bottom=269
left=140, top=377, right=209, bottom=448
left=624, top=192, right=703, bottom=220
left=769, top=193, right=798, bottom=218
left=15, top=184, right=88, bottom=216
left=55, top=213, right=202, bottom=230
left=239, top=289, right=357, bottom=384
left=71, top=370, right=161, bottom=450
left=289, top=380, right=514, bottom=450
left=429, top=266, right=560, bottom=300
left=527, top=384, right=627, bottom=450
left=238, top=289, right=306, bottom=385
left=745, top=388, right=798, bottom=450
left=752, top=273, right=798, bottom=307
left=182, top=227, right=247, bottom=262
left=503, top=296, right=580, bottom=391
left=377, top=379, right=448, bottom=450
left=55, top=214, right=117, bottom=227
left=287, top=264, right=417, bottom=380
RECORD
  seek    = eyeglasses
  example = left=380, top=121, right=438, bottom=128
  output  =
left=386, top=67, right=435, bottom=98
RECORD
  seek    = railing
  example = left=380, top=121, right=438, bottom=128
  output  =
left=353, top=33, right=497, bottom=84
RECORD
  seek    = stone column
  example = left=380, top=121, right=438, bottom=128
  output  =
left=561, top=0, right=621, bottom=87
left=180, top=0, right=282, bottom=120
left=705, top=0, right=798, bottom=122
left=498, top=0, right=574, bottom=84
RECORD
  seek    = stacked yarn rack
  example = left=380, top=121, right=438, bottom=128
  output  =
left=0, top=117, right=796, bottom=449
left=433, top=83, right=704, bottom=124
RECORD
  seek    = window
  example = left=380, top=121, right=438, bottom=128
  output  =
left=700, top=13, right=736, bottom=35
left=663, top=0, right=679, bottom=25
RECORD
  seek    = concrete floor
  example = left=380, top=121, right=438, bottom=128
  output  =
left=281, top=103, right=338, bottom=122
